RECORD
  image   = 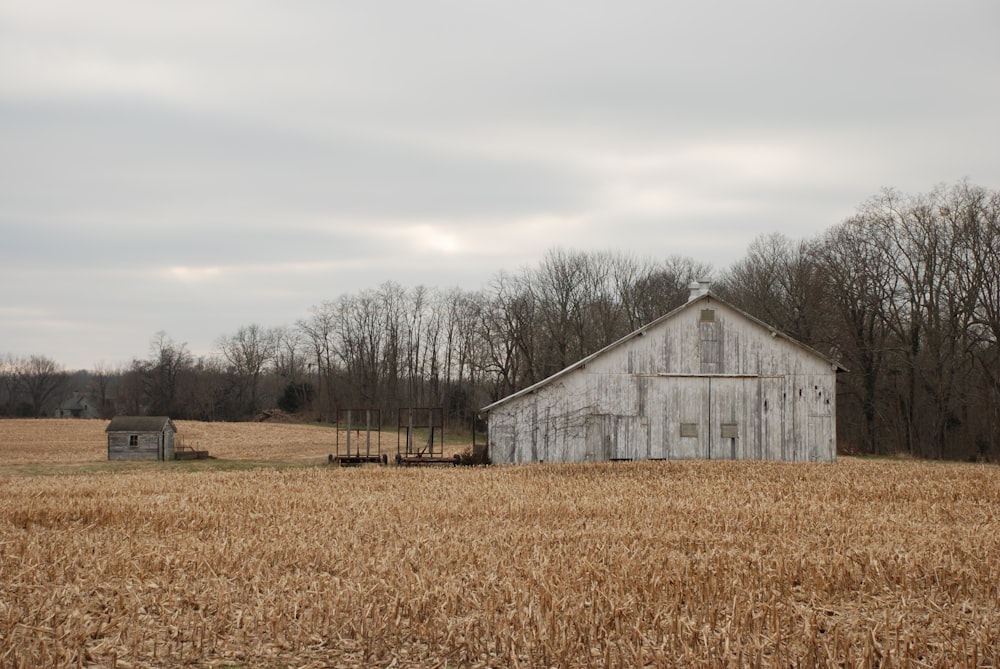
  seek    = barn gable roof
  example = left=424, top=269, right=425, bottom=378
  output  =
left=106, top=416, right=176, bottom=433
left=480, top=291, right=846, bottom=414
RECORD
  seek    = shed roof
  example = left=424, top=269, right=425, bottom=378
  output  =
left=106, top=416, right=176, bottom=433
left=480, top=291, right=847, bottom=414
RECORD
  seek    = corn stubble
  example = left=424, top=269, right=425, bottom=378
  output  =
left=1, top=459, right=998, bottom=668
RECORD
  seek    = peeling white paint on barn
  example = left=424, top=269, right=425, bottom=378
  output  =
left=481, top=285, right=844, bottom=464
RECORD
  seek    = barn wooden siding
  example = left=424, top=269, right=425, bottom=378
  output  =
left=106, top=416, right=177, bottom=461
left=483, top=295, right=840, bottom=464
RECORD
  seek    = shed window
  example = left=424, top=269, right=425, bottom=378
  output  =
left=680, top=423, right=699, bottom=438
left=721, top=423, right=738, bottom=439
left=700, top=309, right=716, bottom=323
left=129, top=435, right=139, bottom=448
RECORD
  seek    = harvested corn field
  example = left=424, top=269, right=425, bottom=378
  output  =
left=1, top=423, right=999, bottom=667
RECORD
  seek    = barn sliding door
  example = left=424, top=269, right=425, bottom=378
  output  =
left=709, top=378, right=739, bottom=460
left=656, top=375, right=781, bottom=461
left=659, top=377, right=710, bottom=460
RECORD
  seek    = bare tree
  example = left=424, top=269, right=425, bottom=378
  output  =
left=531, top=248, right=591, bottom=376
left=118, top=359, right=146, bottom=416
left=867, top=188, right=971, bottom=457
left=418, top=287, right=447, bottom=407
left=88, top=361, right=118, bottom=418
left=0, top=354, right=17, bottom=415
left=143, top=332, right=194, bottom=417
left=438, top=288, right=487, bottom=420
left=475, top=270, right=537, bottom=399
left=403, top=285, right=429, bottom=407
left=813, top=217, right=896, bottom=454
left=948, top=183, right=1000, bottom=458
left=187, top=356, right=226, bottom=421
left=218, top=324, right=278, bottom=418
left=335, top=289, right=386, bottom=408
left=298, top=302, right=339, bottom=421
left=572, top=251, right=620, bottom=353
left=717, top=233, right=822, bottom=343
left=15, top=355, right=69, bottom=418
left=270, top=326, right=311, bottom=414
left=617, top=255, right=711, bottom=329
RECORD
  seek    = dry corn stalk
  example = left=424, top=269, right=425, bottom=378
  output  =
left=0, top=420, right=998, bottom=667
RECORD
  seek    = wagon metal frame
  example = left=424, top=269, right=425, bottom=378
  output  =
left=333, top=408, right=386, bottom=466
left=396, top=407, right=457, bottom=465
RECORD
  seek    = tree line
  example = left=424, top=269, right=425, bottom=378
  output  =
left=2, top=181, right=997, bottom=460
left=719, top=182, right=999, bottom=460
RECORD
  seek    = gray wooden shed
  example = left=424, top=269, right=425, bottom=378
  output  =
left=480, top=282, right=845, bottom=464
left=106, top=416, right=177, bottom=461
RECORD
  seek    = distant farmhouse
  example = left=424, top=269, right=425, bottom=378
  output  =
left=481, top=281, right=845, bottom=464
left=56, top=392, right=100, bottom=419
left=106, top=416, right=177, bottom=461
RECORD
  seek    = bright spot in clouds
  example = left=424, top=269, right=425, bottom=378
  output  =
left=409, top=225, right=461, bottom=255
left=166, top=266, right=223, bottom=282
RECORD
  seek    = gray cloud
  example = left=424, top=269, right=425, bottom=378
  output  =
left=1, top=0, right=998, bottom=369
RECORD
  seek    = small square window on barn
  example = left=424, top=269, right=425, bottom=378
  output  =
left=680, top=423, right=699, bottom=438
left=700, top=309, right=716, bottom=323
left=129, top=435, right=139, bottom=448
left=721, top=423, right=738, bottom=439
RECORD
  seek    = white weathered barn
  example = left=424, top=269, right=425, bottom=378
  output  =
left=480, top=282, right=844, bottom=464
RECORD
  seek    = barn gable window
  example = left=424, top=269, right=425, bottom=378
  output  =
left=699, top=314, right=721, bottom=372
left=129, top=435, right=139, bottom=448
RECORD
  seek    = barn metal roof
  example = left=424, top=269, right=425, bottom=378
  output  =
left=479, top=291, right=847, bottom=414
left=105, top=416, right=176, bottom=433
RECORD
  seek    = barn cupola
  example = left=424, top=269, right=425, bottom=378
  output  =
left=687, top=279, right=712, bottom=301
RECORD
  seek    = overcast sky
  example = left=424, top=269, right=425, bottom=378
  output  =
left=2, top=1, right=998, bottom=371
